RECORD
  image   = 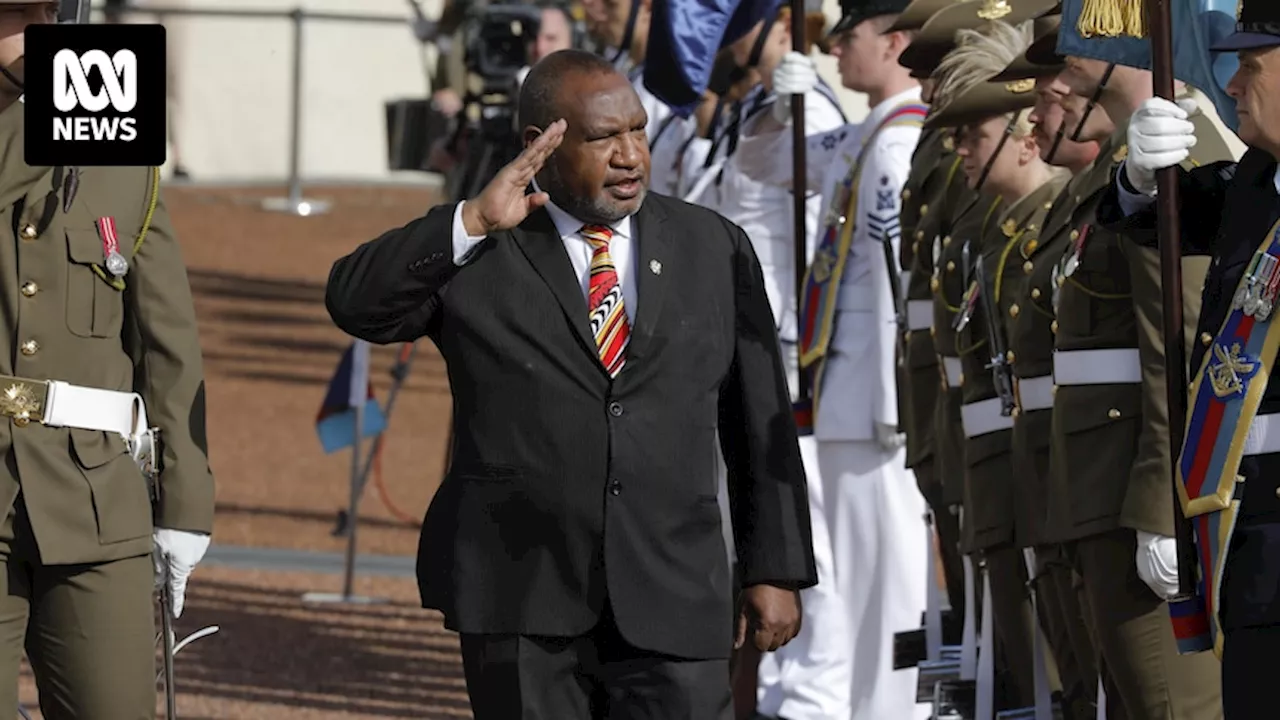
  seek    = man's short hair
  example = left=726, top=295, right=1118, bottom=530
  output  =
left=518, top=49, right=619, bottom=130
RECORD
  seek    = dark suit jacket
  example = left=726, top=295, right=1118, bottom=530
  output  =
left=1099, top=149, right=1280, bottom=630
left=324, top=193, right=817, bottom=660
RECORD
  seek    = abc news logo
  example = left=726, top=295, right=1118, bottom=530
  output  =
left=24, top=24, right=165, bottom=167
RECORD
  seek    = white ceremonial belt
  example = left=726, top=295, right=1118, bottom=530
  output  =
left=1052, top=348, right=1141, bottom=386
left=907, top=300, right=932, bottom=331
left=961, top=398, right=1014, bottom=438
left=1244, top=413, right=1280, bottom=456
left=1016, top=375, right=1055, bottom=412
left=44, top=381, right=149, bottom=439
left=942, top=357, right=963, bottom=387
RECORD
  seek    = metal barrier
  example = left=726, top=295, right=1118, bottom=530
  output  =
left=102, top=3, right=423, bottom=216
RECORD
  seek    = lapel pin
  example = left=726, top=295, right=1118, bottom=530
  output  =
left=649, top=259, right=662, bottom=275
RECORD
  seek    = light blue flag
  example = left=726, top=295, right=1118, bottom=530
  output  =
left=1055, top=0, right=1240, bottom=132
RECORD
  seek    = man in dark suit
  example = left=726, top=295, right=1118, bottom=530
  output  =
left=325, top=49, right=816, bottom=719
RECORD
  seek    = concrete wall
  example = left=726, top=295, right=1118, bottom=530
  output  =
left=122, top=0, right=871, bottom=183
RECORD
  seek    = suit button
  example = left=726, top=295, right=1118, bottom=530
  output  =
left=20, top=282, right=37, bottom=297
left=608, top=402, right=623, bottom=417
left=609, top=479, right=622, bottom=496
left=1031, top=288, right=1041, bottom=299
left=1006, top=350, right=1015, bottom=363
left=1051, top=320, right=1058, bottom=334
left=1008, top=304, right=1020, bottom=318
left=946, top=261, right=955, bottom=272
left=1108, top=408, right=1121, bottom=419
left=19, top=224, right=36, bottom=240
left=1023, top=261, right=1034, bottom=274
left=903, top=188, right=912, bottom=201
left=1070, top=229, right=1080, bottom=241
left=916, top=230, right=925, bottom=241
left=943, top=235, right=952, bottom=246
left=920, top=204, right=929, bottom=216
left=19, top=340, right=37, bottom=356
left=1274, top=485, right=1280, bottom=500
left=1201, top=332, right=1213, bottom=347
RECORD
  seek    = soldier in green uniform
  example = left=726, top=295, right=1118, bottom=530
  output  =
left=991, top=13, right=1103, bottom=719
left=0, top=2, right=215, bottom=716
left=891, top=0, right=969, bottom=628
left=1047, top=48, right=1241, bottom=719
left=925, top=10, right=1071, bottom=710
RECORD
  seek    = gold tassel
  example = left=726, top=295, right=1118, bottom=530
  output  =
left=1077, top=0, right=1147, bottom=38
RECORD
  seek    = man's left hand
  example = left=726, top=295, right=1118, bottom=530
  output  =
left=736, top=584, right=802, bottom=652
left=153, top=528, right=212, bottom=619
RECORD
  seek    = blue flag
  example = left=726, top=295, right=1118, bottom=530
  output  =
left=315, top=340, right=387, bottom=454
left=643, top=0, right=783, bottom=117
left=1055, top=0, right=1240, bottom=132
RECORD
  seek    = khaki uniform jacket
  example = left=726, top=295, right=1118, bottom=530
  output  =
left=0, top=102, right=214, bottom=565
left=933, top=184, right=1001, bottom=513
left=958, top=177, right=1067, bottom=551
left=1009, top=159, right=1109, bottom=547
left=1049, top=107, right=1239, bottom=541
left=901, top=130, right=962, bottom=469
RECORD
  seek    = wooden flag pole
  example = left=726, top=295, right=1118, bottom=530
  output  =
left=792, top=0, right=809, bottom=402
left=1146, top=0, right=1198, bottom=600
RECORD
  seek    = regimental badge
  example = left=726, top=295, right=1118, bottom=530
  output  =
left=812, top=247, right=837, bottom=283
left=977, top=0, right=1011, bottom=20
left=943, top=134, right=955, bottom=152
left=1113, top=145, right=1130, bottom=163
left=1207, top=342, right=1258, bottom=399
left=1005, top=79, right=1035, bottom=94
left=0, top=383, right=41, bottom=426
left=1002, top=217, right=1018, bottom=238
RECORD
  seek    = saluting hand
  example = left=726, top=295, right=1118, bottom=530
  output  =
left=736, top=584, right=803, bottom=652
left=461, top=119, right=567, bottom=236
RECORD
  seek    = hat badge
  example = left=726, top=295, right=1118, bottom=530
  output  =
left=1006, top=78, right=1035, bottom=94
left=977, top=0, right=1012, bottom=20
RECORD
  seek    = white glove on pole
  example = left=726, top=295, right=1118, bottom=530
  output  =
left=771, top=51, right=818, bottom=124
left=1124, top=97, right=1198, bottom=197
left=154, top=528, right=212, bottom=619
left=1134, top=529, right=1180, bottom=601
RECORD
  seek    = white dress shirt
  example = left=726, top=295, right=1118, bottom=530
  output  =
left=450, top=198, right=638, bottom=316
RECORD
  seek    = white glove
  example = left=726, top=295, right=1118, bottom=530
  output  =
left=874, top=421, right=906, bottom=453
left=1134, top=529, right=1180, bottom=601
left=153, top=528, right=211, bottom=619
left=1124, top=97, right=1198, bottom=197
left=771, top=51, right=818, bottom=124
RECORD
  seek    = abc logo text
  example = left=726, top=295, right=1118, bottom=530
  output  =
left=52, top=48, right=139, bottom=142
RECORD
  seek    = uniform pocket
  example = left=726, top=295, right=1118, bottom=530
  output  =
left=65, top=229, right=124, bottom=339
left=70, top=429, right=152, bottom=544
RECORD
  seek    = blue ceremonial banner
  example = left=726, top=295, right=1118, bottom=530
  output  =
left=643, top=0, right=783, bottom=117
left=1055, top=0, right=1241, bottom=132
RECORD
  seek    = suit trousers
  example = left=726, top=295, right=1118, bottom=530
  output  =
left=817, top=439, right=931, bottom=720
left=0, top=500, right=156, bottom=720
left=460, top=603, right=733, bottom=720
left=755, top=341, right=853, bottom=720
left=1032, top=543, right=1098, bottom=720
left=1219, top=521, right=1280, bottom=720
left=1068, top=528, right=1223, bottom=720
left=985, top=544, right=1060, bottom=710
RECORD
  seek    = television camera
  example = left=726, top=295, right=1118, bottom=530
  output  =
left=386, top=2, right=544, bottom=201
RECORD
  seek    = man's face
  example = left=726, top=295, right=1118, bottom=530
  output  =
left=580, top=0, right=609, bottom=41
left=1055, top=62, right=1115, bottom=142
left=956, top=114, right=1021, bottom=189
left=534, top=70, right=650, bottom=223
left=530, top=8, right=573, bottom=64
left=829, top=19, right=895, bottom=93
left=0, top=1, right=57, bottom=87
left=599, top=0, right=637, bottom=50
left=1029, top=73, right=1096, bottom=167
left=1227, top=47, right=1280, bottom=157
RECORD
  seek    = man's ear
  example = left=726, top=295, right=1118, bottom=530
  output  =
left=523, top=125, right=544, bottom=149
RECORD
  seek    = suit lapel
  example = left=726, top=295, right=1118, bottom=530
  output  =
left=626, top=199, right=671, bottom=363
left=511, top=209, right=598, bottom=360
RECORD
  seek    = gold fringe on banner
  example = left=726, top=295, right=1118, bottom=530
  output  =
left=1077, top=0, right=1147, bottom=38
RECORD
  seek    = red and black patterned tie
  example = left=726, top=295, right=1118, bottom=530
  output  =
left=581, top=224, right=630, bottom=377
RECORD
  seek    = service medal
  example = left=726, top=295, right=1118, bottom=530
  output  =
left=95, top=216, right=128, bottom=279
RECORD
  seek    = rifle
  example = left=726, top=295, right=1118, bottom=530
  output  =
left=880, top=231, right=908, bottom=361
left=974, top=259, right=1016, bottom=416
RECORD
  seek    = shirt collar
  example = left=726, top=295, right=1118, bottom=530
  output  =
left=531, top=178, right=633, bottom=240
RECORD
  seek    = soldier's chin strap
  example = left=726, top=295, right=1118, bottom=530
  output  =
left=1070, top=62, right=1115, bottom=143
left=972, top=111, right=1020, bottom=194
left=1044, top=121, right=1068, bottom=166
left=0, top=60, right=23, bottom=93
